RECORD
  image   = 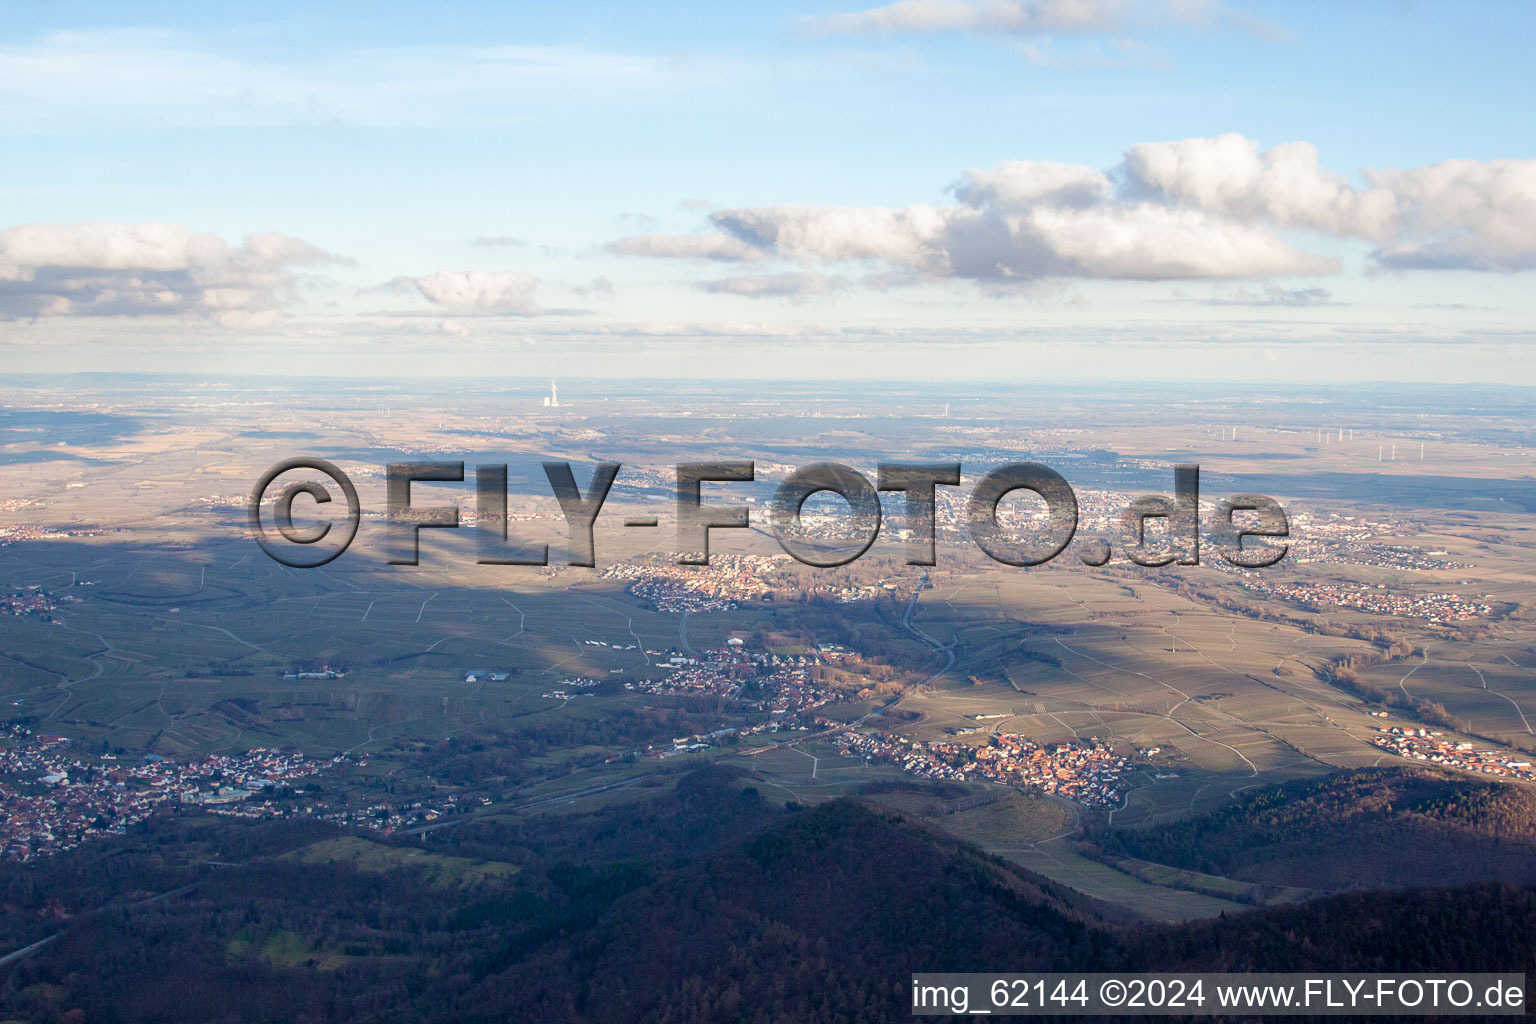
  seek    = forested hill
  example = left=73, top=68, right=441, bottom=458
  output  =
left=1134, top=884, right=1536, bottom=974
left=1093, top=767, right=1536, bottom=890
left=423, top=798, right=1536, bottom=1023
left=452, top=800, right=1126, bottom=1023
left=1, top=767, right=1533, bottom=1023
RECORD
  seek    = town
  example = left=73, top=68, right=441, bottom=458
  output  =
left=0, top=524, right=110, bottom=548
left=601, top=554, right=786, bottom=612
left=0, top=729, right=329, bottom=861
left=1233, top=574, right=1492, bottom=621
left=1286, top=509, right=1474, bottom=571
left=623, top=639, right=852, bottom=718
left=836, top=730, right=1134, bottom=807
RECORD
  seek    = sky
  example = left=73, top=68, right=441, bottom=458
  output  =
left=1, top=0, right=1533, bottom=383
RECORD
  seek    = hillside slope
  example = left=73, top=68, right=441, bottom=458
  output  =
left=2, top=768, right=1534, bottom=1024
left=1094, top=767, right=1536, bottom=890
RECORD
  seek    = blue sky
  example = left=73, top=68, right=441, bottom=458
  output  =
left=1, top=0, right=1533, bottom=382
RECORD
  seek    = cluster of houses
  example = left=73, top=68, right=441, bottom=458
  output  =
left=601, top=555, right=786, bottom=612
left=1253, top=510, right=1471, bottom=571
left=543, top=676, right=601, bottom=701
left=0, top=731, right=328, bottom=861
left=0, top=524, right=108, bottom=548
left=828, top=583, right=888, bottom=603
left=600, top=549, right=897, bottom=609
left=836, top=730, right=1134, bottom=807
left=645, top=718, right=811, bottom=758
left=0, top=585, right=78, bottom=620
left=623, top=642, right=847, bottom=718
left=1294, top=540, right=1472, bottom=572
left=319, top=791, right=487, bottom=834
left=187, top=492, right=251, bottom=511
left=1268, top=508, right=1473, bottom=570
left=1233, top=575, right=1491, bottom=621
left=916, top=487, right=1468, bottom=576
left=1372, top=727, right=1536, bottom=781
left=923, top=485, right=1206, bottom=556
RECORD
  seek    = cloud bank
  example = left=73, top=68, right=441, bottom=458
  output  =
left=0, top=222, right=340, bottom=326
left=696, top=271, right=849, bottom=299
left=609, top=134, right=1536, bottom=295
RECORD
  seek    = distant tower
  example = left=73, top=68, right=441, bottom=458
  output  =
left=1391, top=443, right=1396, bottom=461
left=1221, top=427, right=1227, bottom=440
left=550, top=380, right=559, bottom=408
left=942, top=403, right=949, bottom=417
left=1378, top=445, right=1383, bottom=462
left=1232, top=426, right=1239, bottom=441
left=1420, top=442, right=1425, bottom=460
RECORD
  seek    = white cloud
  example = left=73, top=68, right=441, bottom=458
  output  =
left=613, top=135, right=1536, bottom=290
left=1369, top=159, right=1536, bottom=271
left=0, top=221, right=339, bottom=323
left=697, top=272, right=849, bottom=298
left=471, top=235, right=527, bottom=248
left=571, top=275, right=615, bottom=298
left=712, top=205, right=951, bottom=268
left=623, top=199, right=1327, bottom=282
left=1020, top=203, right=1331, bottom=278
left=953, top=160, right=1114, bottom=208
left=1014, top=37, right=1169, bottom=70
left=796, top=0, right=1284, bottom=40
left=1206, top=285, right=1335, bottom=307
left=1122, top=133, right=1398, bottom=239
left=799, top=0, right=1135, bottom=36
left=618, top=158, right=1328, bottom=283
left=408, top=270, right=540, bottom=313
left=607, top=233, right=767, bottom=262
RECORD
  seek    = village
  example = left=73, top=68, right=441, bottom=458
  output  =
left=0, top=524, right=110, bottom=548
left=601, top=554, right=786, bottom=612
left=0, top=585, right=78, bottom=620
left=318, top=790, right=480, bottom=835
left=1292, top=540, right=1473, bottom=572
left=1233, top=574, right=1492, bottom=621
left=623, top=639, right=850, bottom=719
left=836, top=729, right=1134, bottom=807
left=1371, top=727, right=1536, bottom=782
left=0, top=729, right=329, bottom=861
left=602, top=554, right=890, bottom=612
